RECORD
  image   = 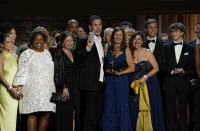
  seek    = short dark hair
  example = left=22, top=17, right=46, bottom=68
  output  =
left=160, top=33, right=168, bottom=37
left=0, top=32, right=10, bottom=44
left=197, top=21, right=200, bottom=25
left=119, top=21, right=133, bottom=28
left=51, top=30, right=61, bottom=38
left=60, top=31, right=74, bottom=44
left=0, top=23, right=15, bottom=34
left=29, top=31, right=47, bottom=45
left=169, top=23, right=185, bottom=33
left=89, top=15, right=102, bottom=25
left=144, top=19, right=157, bottom=28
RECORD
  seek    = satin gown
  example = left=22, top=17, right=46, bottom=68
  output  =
left=0, top=51, right=18, bottom=131
left=129, top=61, right=165, bottom=131
left=102, top=49, right=132, bottom=131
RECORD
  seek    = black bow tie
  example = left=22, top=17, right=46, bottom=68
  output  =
left=173, top=42, right=182, bottom=46
left=147, top=39, right=155, bottom=43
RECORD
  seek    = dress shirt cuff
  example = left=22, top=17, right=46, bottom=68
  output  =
left=86, top=45, right=92, bottom=52
left=171, top=70, right=174, bottom=75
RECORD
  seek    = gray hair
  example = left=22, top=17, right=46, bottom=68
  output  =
left=124, top=28, right=136, bottom=33
left=104, top=27, right=113, bottom=38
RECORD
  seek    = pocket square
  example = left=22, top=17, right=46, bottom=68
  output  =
left=184, top=52, right=188, bottom=55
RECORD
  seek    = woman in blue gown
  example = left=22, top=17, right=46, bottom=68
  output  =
left=128, top=32, right=165, bottom=131
left=102, top=27, right=135, bottom=131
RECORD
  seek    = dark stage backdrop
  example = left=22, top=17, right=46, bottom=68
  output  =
left=0, top=13, right=200, bottom=46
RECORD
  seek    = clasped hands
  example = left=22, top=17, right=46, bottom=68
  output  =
left=106, top=69, right=121, bottom=76
left=172, top=68, right=185, bottom=75
left=10, top=86, right=23, bottom=99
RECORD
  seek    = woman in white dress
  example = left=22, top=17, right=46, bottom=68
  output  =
left=13, top=30, right=56, bottom=131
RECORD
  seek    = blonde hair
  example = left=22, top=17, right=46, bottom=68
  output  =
left=30, top=26, right=54, bottom=47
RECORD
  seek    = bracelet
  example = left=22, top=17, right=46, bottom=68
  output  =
left=8, top=86, right=12, bottom=90
left=143, top=75, right=148, bottom=80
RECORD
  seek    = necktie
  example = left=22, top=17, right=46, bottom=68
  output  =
left=147, top=39, right=155, bottom=44
left=173, top=42, right=182, bottom=46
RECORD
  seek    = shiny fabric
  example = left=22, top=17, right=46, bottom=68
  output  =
left=129, top=61, right=165, bottom=131
left=131, top=80, right=153, bottom=131
left=102, top=48, right=132, bottom=131
left=0, top=51, right=18, bottom=131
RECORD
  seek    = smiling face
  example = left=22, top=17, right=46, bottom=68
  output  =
left=114, top=30, right=123, bottom=45
left=170, top=28, right=184, bottom=42
left=145, top=22, right=158, bottom=38
left=1, top=36, right=13, bottom=52
left=62, top=35, right=74, bottom=51
left=32, top=33, right=45, bottom=52
left=9, top=28, right=16, bottom=43
left=132, top=34, right=143, bottom=49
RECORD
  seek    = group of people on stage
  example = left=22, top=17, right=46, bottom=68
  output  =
left=0, top=15, right=200, bottom=131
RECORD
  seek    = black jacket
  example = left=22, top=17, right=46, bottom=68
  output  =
left=143, top=37, right=166, bottom=62
left=159, top=41, right=195, bottom=83
left=76, top=36, right=103, bottom=91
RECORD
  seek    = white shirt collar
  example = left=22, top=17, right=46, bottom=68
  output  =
left=147, top=36, right=157, bottom=41
left=174, top=39, right=183, bottom=45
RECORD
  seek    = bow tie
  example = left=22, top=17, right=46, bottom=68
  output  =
left=173, top=42, right=182, bottom=46
left=147, top=39, right=155, bottom=43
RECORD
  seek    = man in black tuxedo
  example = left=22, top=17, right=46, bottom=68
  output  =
left=188, top=21, right=200, bottom=131
left=143, top=18, right=166, bottom=62
left=77, top=15, right=104, bottom=131
left=189, top=21, right=200, bottom=46
left=160, top=23, right=195, bottom=131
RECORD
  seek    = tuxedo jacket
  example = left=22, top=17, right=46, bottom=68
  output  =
left=189, top=39, right=199, bottom=79
left=159, top=41, right=195, bottom=84
left=76, top=36, right=102, bottom=91
left=189, top=39, right=197, bottom=46
left=143, top=37, right=166, bottom=62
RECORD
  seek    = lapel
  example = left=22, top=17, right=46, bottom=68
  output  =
left=91, top=42, right=101, bottom=64
left=178, top=42, right=187, bottom=65
left=170, top=42, right=178, bottom=65
left=144, top=37, right=149, bottom=49
left=153, top=37, right=160, bottom=54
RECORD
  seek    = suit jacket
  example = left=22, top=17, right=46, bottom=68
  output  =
left=143, top=37, right=166, bottom=62
left=159, top=41, right=195, bottom=84
left=76, top=36, right=102, bottom=91
left=189, top=39, right=197, bottom=46
left=189, top=39, right=199, bottom=79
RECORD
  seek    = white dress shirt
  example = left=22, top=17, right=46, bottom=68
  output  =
left=147, top=36, right=157, bottom=53
left=94, top=35, right=104, bottom=82
left=86, top=34, right=104, bottom=82
left=174, top=40, right=183, bottom=64
left=196, top=39, right=200, bottom=45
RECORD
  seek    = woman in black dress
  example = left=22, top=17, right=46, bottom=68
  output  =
left=54, top=31, right=79, bottom=131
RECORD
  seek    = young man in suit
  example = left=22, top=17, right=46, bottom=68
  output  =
left=143, top=18, right=166, bottom=62
left=160, top=23, right=195, bottom=131
left=76, top=15, right=104, bottom=131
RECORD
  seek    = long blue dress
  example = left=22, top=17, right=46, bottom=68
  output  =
left=129, top=61, right=165, bottom=131
left=102, top=49, right=132, bottom=131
